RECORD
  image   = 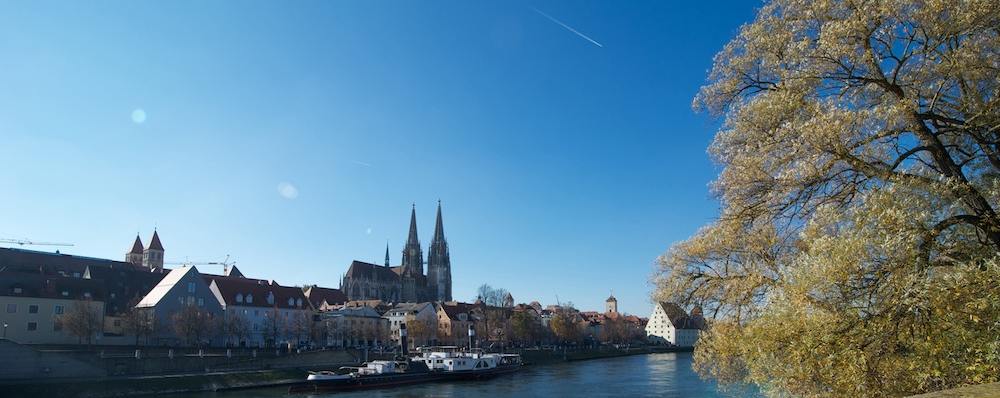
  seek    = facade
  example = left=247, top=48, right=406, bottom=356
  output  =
left=135, top=266, right=223, bottom=346
left=341, top=203, right=453, bottom=303
left=320, top=306, right=388, bottom=348
left=0, top=271, right=106, bottom=344
left=645, top=302, right=705, bottom=347
left=207, top=277, right=314, bottom=348
left=435, top=302, right=483, bottom=346
left=384, top=302, right=436, bottom=349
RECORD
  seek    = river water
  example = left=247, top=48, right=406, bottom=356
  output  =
left=167, top=352, right=758, bottom=398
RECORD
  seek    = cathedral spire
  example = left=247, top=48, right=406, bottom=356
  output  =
left=432, top=200, right=446, bottom=244
left=407, top=203, right=419, bottom=246
left=384, top=242, right=390, bottom=267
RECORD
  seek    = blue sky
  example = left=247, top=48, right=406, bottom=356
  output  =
left=0, top=1, right=757, bottom=315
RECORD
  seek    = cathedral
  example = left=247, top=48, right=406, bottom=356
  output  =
left=340, top=202, right=453, bottom=303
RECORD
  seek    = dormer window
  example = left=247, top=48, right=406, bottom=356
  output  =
left=61, top=291, right=69, bottom=297
left=296, top=298, right=302, bottom=307
left=83, top=292, right=91, bottom=298
left=246, top=294, right=253, bottom=304
left=12, top=287, right=22, bottom=294
left=287, top=298, right=294, bottom=307
left=267, top=293, right=274, bottom=305
left=236, top=294, right=244, bottom=303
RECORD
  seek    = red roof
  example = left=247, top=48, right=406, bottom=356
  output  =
left=210, top=277, right=311, bottom=310
left=304, top=285, right=348, bottom=309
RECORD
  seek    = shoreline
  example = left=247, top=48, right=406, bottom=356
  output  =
left=0, top=346, right=691, bottom=397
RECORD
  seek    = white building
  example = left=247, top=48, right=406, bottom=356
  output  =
left=645, top=302, right=705, bottom=347
left=384, top=302, right=436, bottom=348
left=207, top=275, right=314, bottom=348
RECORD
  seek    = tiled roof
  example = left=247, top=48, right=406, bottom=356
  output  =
left=0, top=271, right=107, bottom=301
left=657, top=302, right=705, bottom=330
left=304, top=285, right=348, bottom=309
left=210, top=277, right=311, bottom=310
left=137, top=266, right=199, bottom=308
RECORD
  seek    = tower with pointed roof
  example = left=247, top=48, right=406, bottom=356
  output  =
left=126, top=234, right=145, bottom=266
left=384, top=243, right=391, bottom=267
left=606, top=292, right=618, bottom=314
left=401, top=205, right=423, bottom=276
left=400, top=205, right=425, bottom=302
left=426, top=200, right=453, bottom=302
left=143, top=230, right=165, bottom=273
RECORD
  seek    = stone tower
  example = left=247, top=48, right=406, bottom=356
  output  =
left=400, top=205, right=424, bottom=302
left=401, top=205, right=423, bottom=276
left=606, top=293, right=618, bottom=314
left=143, top=230, right=165, bottom=273
left=126, top=234, right=144, bottom=266
left=426, top=201, right=453, bottom=302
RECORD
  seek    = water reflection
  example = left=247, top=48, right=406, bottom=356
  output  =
left=163, top=352, right=757, bottom=398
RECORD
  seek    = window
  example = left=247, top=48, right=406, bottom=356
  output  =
left=114, top=320, right=121, bottom=327
left=6, top=304, right=15, bottom=313
left=28, top=305, right=38, bottom=314
left=236, top=294, right=243, bottom=303
left=83, top=292, right=91, bottom=298
left=287, top=298, right=294, bottom=307
left=53, top=322, right=62, bottom=331
left=246, top=294, right=253, bottom=304
left=197, top=298, right=204, bottom=307
left=187, top=282, right=196, bottom=293
left=27, top=322, right=37, bottom=331
left=267, top=293, right=274, bottom=305
left=54, top=305, right=64, bottom=315
left=61, top=291, right=69, bottom=297
left=296, top=298, right=302, bottom=307
left=12, top=287, right=22, bottom=294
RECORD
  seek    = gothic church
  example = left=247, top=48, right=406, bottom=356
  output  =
left=340, top=202, right=452, bottom=303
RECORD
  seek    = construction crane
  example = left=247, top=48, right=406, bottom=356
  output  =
left=165, top=255, right=236, bottom=274
left=0, top=238, right=74, bottom=247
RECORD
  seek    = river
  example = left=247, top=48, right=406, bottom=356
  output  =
left=163, top=352, right=758, bottom=398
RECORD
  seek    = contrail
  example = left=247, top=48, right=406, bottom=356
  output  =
left=532, top=7, right=603, bottom=48
left=351, top=160, right=373, bottom=167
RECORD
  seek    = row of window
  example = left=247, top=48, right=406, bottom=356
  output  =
left=233, top=293, right=303, bottom=308
left=8, top=321, right=62, bottom=332
left=9, top=287, right=90, bottom=298
left=5, top=303, right=65, bottom=315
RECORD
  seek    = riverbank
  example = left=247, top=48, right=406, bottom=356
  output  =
left=0, top=346, right=689, bottom=397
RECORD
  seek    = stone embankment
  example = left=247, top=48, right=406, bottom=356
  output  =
left=908, top=383, right=1000, bottom=398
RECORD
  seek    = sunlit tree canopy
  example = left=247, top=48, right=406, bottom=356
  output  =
left=655, top=0, right=1000, bottom=396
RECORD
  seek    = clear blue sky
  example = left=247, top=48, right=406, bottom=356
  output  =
left=0, top=1, right=757, bottom=315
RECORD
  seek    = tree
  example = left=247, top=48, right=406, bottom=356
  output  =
left=510, top=310, right=540, bottom=346
left=59, top=300, right=102, bottom=345
left=171, top=305, right=213, bottom=347
left=655, top=0, right=1000, bottom=396
left=120, top=306, right=154, bottom=346
left=548, top=304, right=582, bottom=345
left=601, top=316, right=628, bottom=345
left=284, top=311, right=313, bottom=346
left=219, top=312, right=251, bottom=347
left=405, top=319, right=433, bottom=349
left=475, top=284, right=511, bottom=345
left=262, top=307, right=287, bottom=348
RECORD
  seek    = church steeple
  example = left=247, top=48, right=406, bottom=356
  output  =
left=427, top=200, right=452, bottom=301
left=401, top=204, right=423, bottom=277
left=407, top=204, right=419, bottom=246
left=384, top=242, right=391, bottom=267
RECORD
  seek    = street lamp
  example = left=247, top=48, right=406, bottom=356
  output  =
left=3, top=322, right=7, bottom=339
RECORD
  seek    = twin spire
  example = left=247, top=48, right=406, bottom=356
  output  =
left=395, top=201, right=447, bottom=269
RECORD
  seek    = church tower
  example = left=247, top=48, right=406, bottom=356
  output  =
left=401, top=205, right=423, bottom=276
left=606, top=293, right=618, bottom=314
left=426, top=200, right=452, bottom=302
left=143, top=230, right=165, bottom=273
left=126, top=234, right=144, bottom=266
left=400, top=205, right=424, bottom=302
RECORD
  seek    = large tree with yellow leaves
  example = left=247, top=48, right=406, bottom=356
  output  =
left=654, top=0, right=1000, bottom=396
